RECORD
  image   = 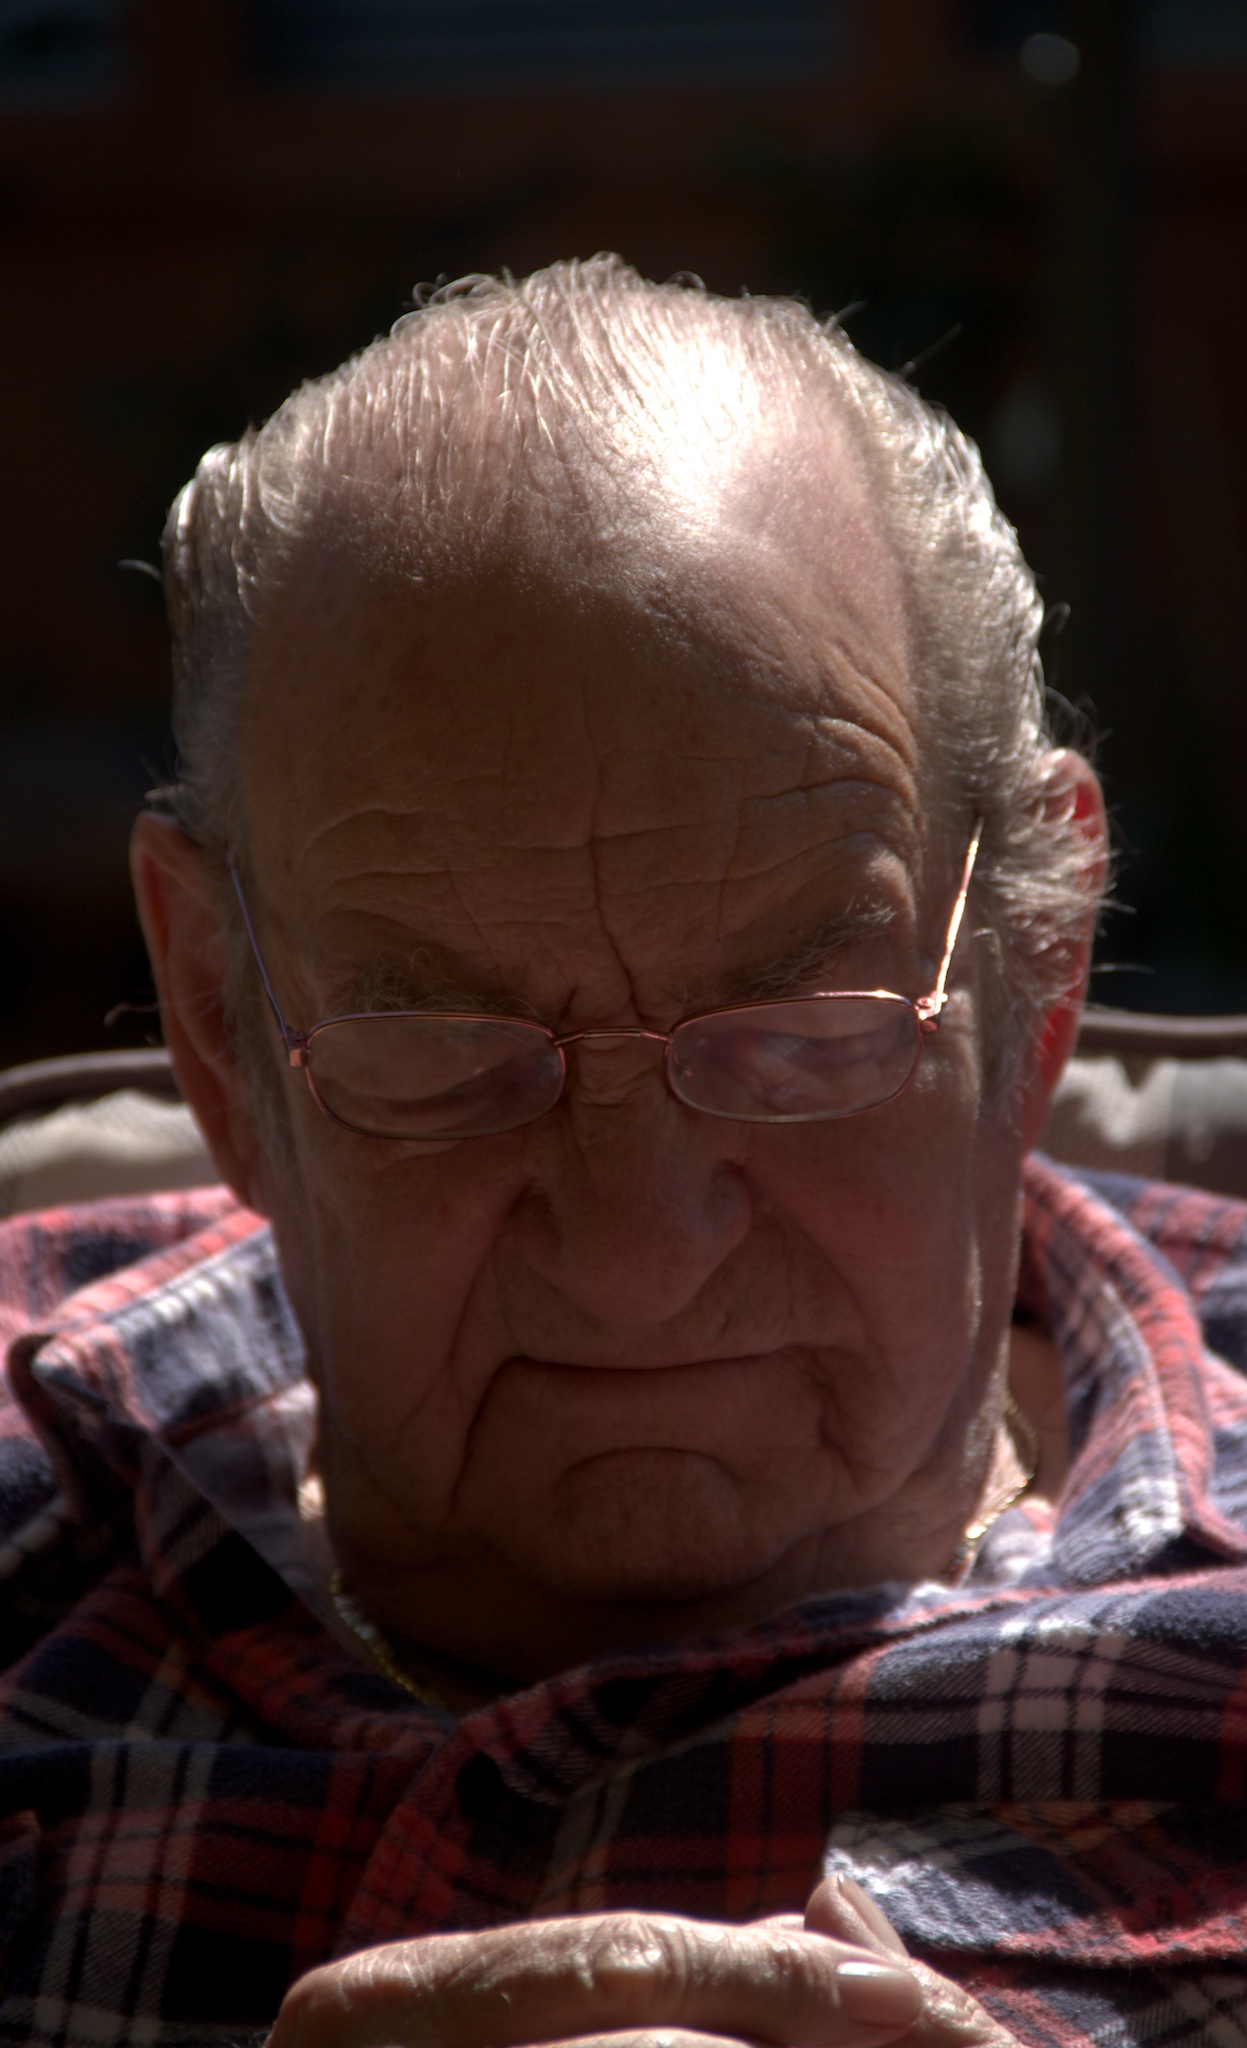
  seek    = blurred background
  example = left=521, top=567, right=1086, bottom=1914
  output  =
left=1, top=0, right=1245, bottom=1068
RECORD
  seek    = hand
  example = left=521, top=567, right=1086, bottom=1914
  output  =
left=269, top=1885, right=1020, bottom=2048
left=269, top=1907, right=922, bottom=2048
left=801, top=1876, right=1021, bottom=2048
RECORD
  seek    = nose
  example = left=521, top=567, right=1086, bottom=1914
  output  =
left=514, top=1039, right=753, bottom=1330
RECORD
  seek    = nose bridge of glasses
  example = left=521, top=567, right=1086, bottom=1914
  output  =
left=549, top=1023, right=679, bottom=1119
left=555, top=1024, right=673, bottom=1052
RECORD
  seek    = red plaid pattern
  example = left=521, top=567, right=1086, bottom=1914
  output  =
left=0, top=1156, right=1246, bottom=2046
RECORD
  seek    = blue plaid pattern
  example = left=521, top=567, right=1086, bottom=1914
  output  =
left=0, top=1157, right=1246, bottom=2045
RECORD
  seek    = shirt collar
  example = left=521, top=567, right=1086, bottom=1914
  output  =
left=1015, top=1153, right=1247, bottom=1583
left=12, top=1157, right=1247, bottom=1637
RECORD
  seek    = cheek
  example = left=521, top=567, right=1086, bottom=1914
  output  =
left=765, top=1052, right=974, bottom=1263
left=261, top=1116, right=526, bottom=1421
left=756, top=1039, right=1020, bottom=1396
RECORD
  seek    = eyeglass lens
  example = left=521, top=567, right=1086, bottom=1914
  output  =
left=303, top=996, right=924, bottom=1140
left=668, top=996, right=921, bottom=1122
left=307, top=1014, right=565, bottom=1139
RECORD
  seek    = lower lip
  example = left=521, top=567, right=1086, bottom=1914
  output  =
left=509, top=1350, right=792, bottom=1375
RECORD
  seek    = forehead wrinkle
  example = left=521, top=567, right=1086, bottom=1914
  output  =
left=573, top=720, right=919, bottom=864
left=720, top=786, right=925, bottom=917
left=577, top=759, right=920, bottom=911
left=260, top=573, right=921, bottom=878
left=796, top=706, right=922, bottom=817
left=309, top=781, right=926, bottom=1016
left=813, top=643, right=920, bottom=766
left=573, top=724, right=922, bottom=902
left=581, top=711, right=645, bottom=1022
left=311, top=850, right=603, bottom=896
left=311, top=866, right=513, bottom=1000
left=298, top=795, right=599, bottom=879
left=296, top=830, right=614, bottom=947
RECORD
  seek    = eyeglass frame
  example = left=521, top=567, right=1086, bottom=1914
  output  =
left=227, top=819, right=984, bottom=1139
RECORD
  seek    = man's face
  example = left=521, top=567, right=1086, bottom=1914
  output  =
left=228, top=437, right=1029, bottom=1674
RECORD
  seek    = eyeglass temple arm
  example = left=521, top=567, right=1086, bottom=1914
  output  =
left=228, top=863, right=308, bottom=1061
left=917, top=818, right=984, bottom=1024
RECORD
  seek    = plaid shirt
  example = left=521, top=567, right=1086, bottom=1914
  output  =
left=1, top=1157, right=1247, bottom=2048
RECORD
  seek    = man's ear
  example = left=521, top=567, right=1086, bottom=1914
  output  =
left=130, top=812, right=270, bottom=1214
left=1018, top=752, right=1108, bottom=1154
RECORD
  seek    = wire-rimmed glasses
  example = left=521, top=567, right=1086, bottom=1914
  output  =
left=229, top=823, right=982, bottom=1142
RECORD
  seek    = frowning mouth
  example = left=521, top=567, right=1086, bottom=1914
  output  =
left=501, top=1345, right=812, bottom=1376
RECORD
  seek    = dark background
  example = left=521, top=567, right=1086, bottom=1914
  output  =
left=2, top=0, right=1245, bottom=1069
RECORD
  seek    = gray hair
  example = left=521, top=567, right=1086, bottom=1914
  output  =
left=161, top=253, right=1097, bottom=1074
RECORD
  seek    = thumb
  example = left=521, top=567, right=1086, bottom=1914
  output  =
left=805, top=1875, right=910, bottom=1960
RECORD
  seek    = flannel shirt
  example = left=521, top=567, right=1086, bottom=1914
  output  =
left=1, top=1155, right=1247, bottom=2048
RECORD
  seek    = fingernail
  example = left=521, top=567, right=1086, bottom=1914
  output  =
left=836, top=1874, right=910, bottom=1959
left=836, top=1959, right=923, bottom=2027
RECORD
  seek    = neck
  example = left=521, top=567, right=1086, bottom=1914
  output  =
left=318, top=1439, right=1040, bottom=1696
left=306, top=1324, right=1062, bottom=1693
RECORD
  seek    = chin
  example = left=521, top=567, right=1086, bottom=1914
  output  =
left=511, top=1451, right=793, bottom=1610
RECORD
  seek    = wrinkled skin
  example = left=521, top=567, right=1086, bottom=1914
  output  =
left=133, top=402, right=1102, bottom=2047
left=266, top=1874, right=1018, bottom=2048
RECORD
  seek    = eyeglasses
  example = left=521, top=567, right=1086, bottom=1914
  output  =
left=229, top=823, right=982, bottom=1143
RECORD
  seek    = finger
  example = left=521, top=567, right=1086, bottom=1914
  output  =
left=542, top=2032, right=765, bottom=2048
left=806, top=1876, right=910, bottom=1960
left=270, top=1914, right=924, bottom=2048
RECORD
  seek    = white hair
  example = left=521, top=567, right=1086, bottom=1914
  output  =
left=161, top=253, right=1097, bottom=1071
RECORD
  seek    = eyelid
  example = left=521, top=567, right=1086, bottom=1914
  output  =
left=720, top=912, right=901, bottom=1009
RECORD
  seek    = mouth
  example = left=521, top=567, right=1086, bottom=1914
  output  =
left=506, top=1346, right=800, bottom=1375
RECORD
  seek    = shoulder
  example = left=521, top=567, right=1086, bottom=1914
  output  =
left=0, top=1189, right=241, bottom=1657
left=1057, top=1165, right=1247, bottom=1373
left=0, top=1188, right=239, bottom=1348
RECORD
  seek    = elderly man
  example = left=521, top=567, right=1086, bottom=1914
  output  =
left=1, top=257, right=1246, bottom=2048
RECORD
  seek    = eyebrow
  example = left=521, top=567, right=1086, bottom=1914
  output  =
left=324, top=900, right=898, bottom=1024
left=703, top=900, right=899, bottom=1009
left=325, top=948, right=533, bottom=1020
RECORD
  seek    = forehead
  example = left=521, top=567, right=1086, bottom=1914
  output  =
left=239, top=424, right=930, bottom=1006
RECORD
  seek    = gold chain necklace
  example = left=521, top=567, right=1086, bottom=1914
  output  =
left=328, top=1568, right=454, bottom=1709
left=329, top=1399, right=1038, bottom=1695
left=946, top=1393, right=1039, bottom=1580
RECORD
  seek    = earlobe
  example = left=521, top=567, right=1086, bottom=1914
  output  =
left=129, top=812, right=269, bottom=1213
